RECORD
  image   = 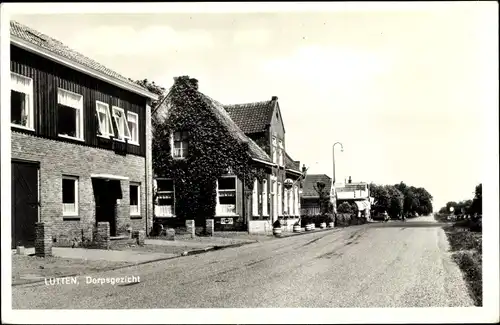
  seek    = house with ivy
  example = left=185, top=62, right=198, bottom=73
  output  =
left=152, top=76, right=305, bottom=233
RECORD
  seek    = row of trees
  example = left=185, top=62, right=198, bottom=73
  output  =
left=438, top=183, right=482, bottom=216
left=369, top=182, right=434, bottom=218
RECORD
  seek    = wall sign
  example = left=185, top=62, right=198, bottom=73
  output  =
left=220, top=218, right=233, bottom=225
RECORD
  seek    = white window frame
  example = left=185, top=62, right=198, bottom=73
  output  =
left=62, top=175, right=79, bottom=217
left=127, top=111, right=139, bottom=146
left=252, top=178, right=259, bottom=216
left=278, top=182, right=283, bottom=216
left=155, top=178, right=175, bottom=217
left=57, top=88, right=84, bottom=141
left=262, top=179, right=268, bottom=216
left=95, top=100, right=114, bottom=138
left=112, top=106, right=131, bottom=141
left=129, top=183, right=141, bottom=216
left=278, top=140, right=284, bottom=166
left=10, top=72, right=34, bottom=131
left=294, top=185, right=299, bottom=216
left=216, top=175, right=238, bottom=216
left=171, top=131, right=188, bottom=159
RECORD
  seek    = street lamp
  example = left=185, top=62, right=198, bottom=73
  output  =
left=332, top=142, right=344, bottom=185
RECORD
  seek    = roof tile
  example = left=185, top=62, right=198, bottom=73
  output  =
left=10, top=20, right=149, bottom=94
left=302, top=174, right=332, bottom=197
left=224, top=101, right=275, bottom=134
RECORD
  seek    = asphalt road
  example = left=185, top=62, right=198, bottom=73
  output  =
left=12, top=216, right=474, bottom=309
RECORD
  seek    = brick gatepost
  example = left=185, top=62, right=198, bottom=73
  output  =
left=35, top=222, right=52, bottom=257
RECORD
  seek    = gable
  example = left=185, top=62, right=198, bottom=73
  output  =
left=270, top=102, right=285, bottom=136
left=302, top=174, right=332, bottom=197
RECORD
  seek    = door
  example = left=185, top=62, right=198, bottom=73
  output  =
left=12, top=161, right=39, bottom=248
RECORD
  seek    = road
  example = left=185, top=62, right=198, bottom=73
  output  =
left=12, top=216, right=474, bottom=309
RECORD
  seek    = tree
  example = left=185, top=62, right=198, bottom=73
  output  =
left=369, top=183, right=391, bottom=215
left=386, top=185, right=404, bottom=218
left=470, top=183, right=482, bottom=215
left=314, top=181, right=333, bottom=215
left=337, top=202, right=354, bottom=214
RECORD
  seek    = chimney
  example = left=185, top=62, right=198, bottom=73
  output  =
left=348, top=176, right=352, bottom=184
left=272, top=96, right=278, bottom=101
left=189, top=78, right=199, bottom=90
left=173, top=76, right=199, bottom=90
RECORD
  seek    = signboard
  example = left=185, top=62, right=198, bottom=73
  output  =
left=220, top=218, right=233, bottom=225
left=283, top=178, right=294, bottom=189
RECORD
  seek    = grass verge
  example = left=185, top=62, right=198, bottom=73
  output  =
left=443, top=224, right=482, bottom=306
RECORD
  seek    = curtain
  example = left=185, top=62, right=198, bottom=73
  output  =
left=11, top=73, right=32, bottom=94
left=58, top=89, right=82, bottom=109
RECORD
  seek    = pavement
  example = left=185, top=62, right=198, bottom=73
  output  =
left=18, top=247, right=177, bottom=263
left=12, top=216, right=474, bottom=309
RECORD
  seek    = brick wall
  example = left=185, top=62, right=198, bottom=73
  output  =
left=11, top=131, right=149, bottom=246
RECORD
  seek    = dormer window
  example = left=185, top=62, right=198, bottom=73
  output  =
left=171, top=131, right=189, bottom=159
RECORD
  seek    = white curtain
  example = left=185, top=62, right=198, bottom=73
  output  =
left=262, top=179, right=268, bottom=215
left=283, top=187, right=288, bottom=215
left=252, top=179, right=259, bottom=216
left=293, top=185, right=299, bottom=216
left=58, top=89, right=82, bottom=109
left=11, top=73, right=32, bottom=94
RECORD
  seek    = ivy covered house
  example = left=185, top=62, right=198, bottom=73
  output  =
left=152, top=77, right=305, bottom=233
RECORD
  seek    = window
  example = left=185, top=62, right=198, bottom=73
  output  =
left=62, top=176, right=79, bottom=216
left=277, top=182, right=283, bottom=216
left=171, top=131, right=189, bottom=159
left=127, top=111, right=139, bottom=145
left=96, top=101, right=114, bottom=138
left=130, top=183, right=140, bottom=216
left=155, top=179, right=175, bottom=217
left=10, top=72, right=34, bottom=129
left=262, top=179, right=268, bottom=216
left=216, top=176, right=237, bottom=215
left=293, top=185, right=300, bottom=216
left=252, top=179, right=259, bottom=216
left=112, top=106, right=131, bottom=141
left=271, top=136, right=277, bottom=164
left=58, top=89, right=84, bottom=140
left=284, top=186, right=289, bottom=215
left=278, top=140, right=284, bottom=166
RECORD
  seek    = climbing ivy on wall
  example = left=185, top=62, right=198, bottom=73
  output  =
left=151, top=76, right=267, bottom=222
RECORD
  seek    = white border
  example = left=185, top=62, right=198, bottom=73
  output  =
left=1, top=2, right=499, bottom=324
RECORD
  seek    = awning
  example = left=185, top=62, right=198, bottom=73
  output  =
left=91, top=174, right=129, bottom=181
left=354, top=200, right=370, bottom=211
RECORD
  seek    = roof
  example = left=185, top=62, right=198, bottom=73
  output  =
left=202, top=95, right=273, bottom=163
left=10, top=20, right=157, bottom=100
left=224, top=100, right=276, bottom=134
left=284, top=151, right=301, bottom=173
left=302, top=174, right=332, bottom=197
left=156, top=77, right=273, bottom=165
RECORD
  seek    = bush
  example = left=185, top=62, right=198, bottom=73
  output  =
left=338, top=202, right=354, bottom=214
left=453, top=251, right=482, bottom=306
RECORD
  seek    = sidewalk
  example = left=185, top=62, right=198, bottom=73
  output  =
left=20, top=247, right=177, bottom=263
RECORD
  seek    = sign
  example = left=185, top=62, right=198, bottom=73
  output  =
left=283, top=178, right=294, bottom=189
left=220, top=218, right=233, bottom=225
left=449, top=206, right=454, bottom=212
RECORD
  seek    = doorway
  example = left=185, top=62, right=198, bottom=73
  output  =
left=11, top=160, right=40, bottom=248
left=92, top=178, right=122, bottom=237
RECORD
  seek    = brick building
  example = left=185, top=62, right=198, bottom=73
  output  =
left=153, top=78, right=304, bottom=234
left=9, top=21, right=158, bottom=248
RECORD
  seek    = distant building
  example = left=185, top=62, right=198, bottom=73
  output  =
left=301, top=174, right=335, bottom=216
left=335, top=176, right=372, bottom=219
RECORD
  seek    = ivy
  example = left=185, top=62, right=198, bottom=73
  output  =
left=152, top=76, right=267, bottom=222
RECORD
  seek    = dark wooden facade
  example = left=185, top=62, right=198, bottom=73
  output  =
left=10, top=45, right=147, bottom=157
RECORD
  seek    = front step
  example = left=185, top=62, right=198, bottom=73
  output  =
left=109, top=235, right=137, bottom=249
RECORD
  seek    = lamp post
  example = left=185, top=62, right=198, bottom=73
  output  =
left=332, top=142, right=344, bottom=185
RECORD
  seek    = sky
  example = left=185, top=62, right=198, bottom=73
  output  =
left=10, top=3, right=497, bottom=211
